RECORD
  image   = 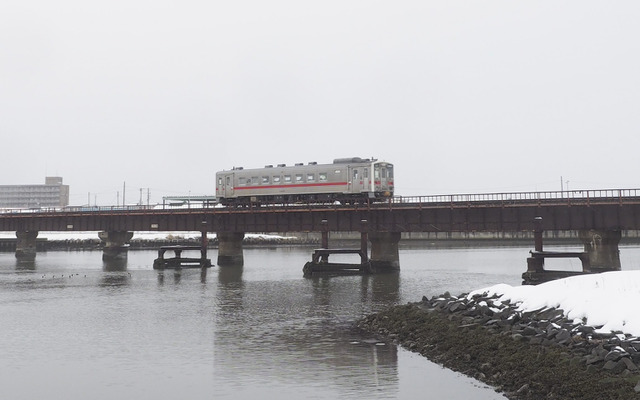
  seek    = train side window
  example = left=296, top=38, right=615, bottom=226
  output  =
left=262, top=176, right=270, bottom=184
left=295, top=174, right=303, bottom=183
left=353, top=169, right=359, bottom=179
left=226, top=177, right=230, bottom=185
left=307, top=173, right=315, bottom=182
left=388, top=166, right=393, bottom=178
left=238, top=177, right=247, bottom=186
left=284, top=175, right=292, bottom=183
left=252, top=177, right=259, bottom=185
left=319, top=173, right=327, bottom=182
left=334, top=169, right=341, bottom=174
left=364, top=168, right=369, bottom=178
left=273, top=176, right=281, bottom=183
left=374, top=168, right=380, bottom=179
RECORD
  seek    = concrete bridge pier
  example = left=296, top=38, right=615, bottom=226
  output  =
left=369, top=232, right=401, bottom=272
left=15, top=231, right=38, bottom=258
left=99, top=231, right=134, bottom=260
left=578, top=230, right=621, bottom=272
left=217, top=232, right=244, bottom=266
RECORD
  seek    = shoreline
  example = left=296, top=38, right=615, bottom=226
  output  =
left=2, top=235, right=640, bottom=253
left=357, top=293, right=640, bottom=399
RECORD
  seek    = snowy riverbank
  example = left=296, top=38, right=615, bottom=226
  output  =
left=358, top=272, right=640, bottom=399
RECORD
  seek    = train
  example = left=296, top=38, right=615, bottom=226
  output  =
left=215, top=157, right=394, bottom=205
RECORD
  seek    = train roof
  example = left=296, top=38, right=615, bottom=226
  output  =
left=218, top=157, right=386, bottom=173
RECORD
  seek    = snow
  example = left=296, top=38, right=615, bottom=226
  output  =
left=0, top=231, right=296, bottom=241
left=469, top=271, right=640, bottom=337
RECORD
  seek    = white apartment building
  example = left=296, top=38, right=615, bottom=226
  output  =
left=0, top=177, right=70, bottom=208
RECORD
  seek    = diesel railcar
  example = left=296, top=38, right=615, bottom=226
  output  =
left=215, top=157, right=393, bottom=205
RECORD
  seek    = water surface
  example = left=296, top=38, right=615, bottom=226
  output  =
left=2, top=244, right=637, bottom=399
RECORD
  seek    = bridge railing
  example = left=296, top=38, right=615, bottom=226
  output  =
left=390, top=188, right=640, bottom=206
left=2, top=188, right=640, bottom=215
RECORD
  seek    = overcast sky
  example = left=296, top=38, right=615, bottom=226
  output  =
left=1, top=1, right=639, bottom=205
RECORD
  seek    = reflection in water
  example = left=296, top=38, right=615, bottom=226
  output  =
left=100, top=272, right=130, bottom=287
left=360, top=272, right=401, bottom=304
left=217, top=265, right=243, bottom=284
left=214, top=270, right=403, bottom=398
left=102, top=257, right=127, bottom=272
left=15, top=258, right=37, bottom=271
left=156, top=268, right=209, bottom=286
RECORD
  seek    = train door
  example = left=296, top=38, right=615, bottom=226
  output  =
left=217, top=173, right=234, bottom=198
left=348, top=165, right=365, bottom=193
left=374, top=163, right=393, bottom=193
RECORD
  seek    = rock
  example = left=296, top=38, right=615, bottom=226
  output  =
left=555, top=329, right=572, bottom=344
left=604, top=350, right=623, bottom=362
left=621, top=357, right=638, bottom=371
left=635, top=379, right=640, bottom=393
left=516, top=384, right=530, bottom=395
left=511, top=333, right=525, bottom=342
left=602, top=360, right=626, bottom=374
left=585, top=354, right=603, bottom=365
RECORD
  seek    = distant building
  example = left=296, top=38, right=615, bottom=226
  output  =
left=0, top=177, right=70, bottom=208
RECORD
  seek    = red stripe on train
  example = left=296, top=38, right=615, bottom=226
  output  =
left=233, top=182, right=349, bottom=190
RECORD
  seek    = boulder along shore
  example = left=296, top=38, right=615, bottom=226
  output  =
left=357, top=291, right=640, bottom=399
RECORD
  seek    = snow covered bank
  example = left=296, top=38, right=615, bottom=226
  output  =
left=469, top=271, right=640, bottom=337
left=0, top=231, right=301, bottom=242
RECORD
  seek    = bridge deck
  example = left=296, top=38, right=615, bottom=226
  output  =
left=2, top=188, right=640, bottom=233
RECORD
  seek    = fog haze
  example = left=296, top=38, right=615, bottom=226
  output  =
left=2, top=1, right=639, bottom=205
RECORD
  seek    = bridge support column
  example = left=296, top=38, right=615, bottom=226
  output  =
left=217, top=232, right=244, bottom=267
left=578, top=230, right=621, bottom=272
left=369, top=232, right=401, bottom=272
left=99, top=231, right=134, bottom=260
left=16, top=231, right=38, bottom=258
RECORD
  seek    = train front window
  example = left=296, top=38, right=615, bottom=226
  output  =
left=387, top=165, right=393, bottom=178
left=374, top=167, right=380, bottom=179
left=381, top=168, right=387, bottom=179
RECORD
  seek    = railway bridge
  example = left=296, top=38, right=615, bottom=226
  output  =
left=2, top=188, right=640, bottom=277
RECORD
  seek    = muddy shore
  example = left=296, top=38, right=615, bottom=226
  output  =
left=357, top=293, right=640, bottom=399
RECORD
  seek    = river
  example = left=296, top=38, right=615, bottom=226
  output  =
left=2, top=244, right=639, bottom=399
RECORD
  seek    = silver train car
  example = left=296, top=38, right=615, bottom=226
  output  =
left=215, top=157, right=394, bottom=205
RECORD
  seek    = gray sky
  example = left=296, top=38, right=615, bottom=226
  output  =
left=2, top=1, right=639, bottom=205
